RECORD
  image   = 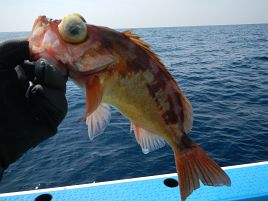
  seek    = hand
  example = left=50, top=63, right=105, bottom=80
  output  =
left=0, top=40, right=68, bottom=178
left=21, top=59, right=68, bottom=129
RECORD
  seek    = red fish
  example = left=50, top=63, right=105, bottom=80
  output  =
left=28, top=14, right=231, bottom=201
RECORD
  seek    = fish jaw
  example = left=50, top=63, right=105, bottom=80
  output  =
left=28, top=16, right=50, bottom=60
left=28, top=16, right=72, bottom=75
left=29, top=16, right=77, bottom=63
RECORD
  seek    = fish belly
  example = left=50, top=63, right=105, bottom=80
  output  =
left=101, top=71, right=170, bottom=138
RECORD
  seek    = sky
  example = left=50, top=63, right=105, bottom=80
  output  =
left=0, top=0, right=267, bottom=32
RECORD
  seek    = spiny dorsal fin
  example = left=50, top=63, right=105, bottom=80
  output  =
left=122, top=30, right=166, bottom=69
left=122, top=30, right=179, bottom=87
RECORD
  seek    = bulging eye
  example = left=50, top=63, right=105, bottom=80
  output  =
left=58, top=13, right=87, bottom=43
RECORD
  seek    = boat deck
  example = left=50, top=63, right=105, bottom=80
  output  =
left=0, top=161, right=267, bottom=201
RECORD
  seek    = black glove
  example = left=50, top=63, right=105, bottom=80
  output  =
left=21, top=59, right=68, bottom=129
left=0, top=40, right=68, bottom=178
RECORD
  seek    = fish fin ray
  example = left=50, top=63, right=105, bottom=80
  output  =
left=131, top=123, right=166, bottom=154
left=130, top=123, right=133, bottom=133
left=86, top=103, right=111, bottom=141
left=174, top=143, right=231, bottom=201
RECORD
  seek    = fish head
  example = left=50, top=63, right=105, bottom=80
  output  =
left=28, top=14, right=121, bottom=82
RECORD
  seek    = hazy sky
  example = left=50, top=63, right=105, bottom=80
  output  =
left=0, top=0, right=267, bottom=32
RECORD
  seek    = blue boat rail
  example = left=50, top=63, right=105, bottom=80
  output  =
left=0, top=161, right=268, bottom=201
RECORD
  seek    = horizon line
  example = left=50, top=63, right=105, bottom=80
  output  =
left=0, top=22, right=267, bottom=33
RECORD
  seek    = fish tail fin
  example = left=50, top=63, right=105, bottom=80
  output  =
left=174, top=143, right=231, bottom=201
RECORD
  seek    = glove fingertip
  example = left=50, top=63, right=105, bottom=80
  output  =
left=30, top=84, right=44, bottom=97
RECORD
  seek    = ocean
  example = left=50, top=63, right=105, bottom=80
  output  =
left=0, top=24, right=267, bottom=193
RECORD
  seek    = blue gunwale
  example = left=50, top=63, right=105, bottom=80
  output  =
left=0, top=161, right=268, bottom=201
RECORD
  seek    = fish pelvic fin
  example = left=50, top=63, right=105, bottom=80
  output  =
left=131, top=123, right=166, bottom=154
left=174, top=136, right=231, bottom=201
left=85, top=76, right=111, bottom=141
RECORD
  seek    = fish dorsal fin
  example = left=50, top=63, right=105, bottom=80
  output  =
left=85, top=77, right=111, bottom=140
left=122, top=30, right=180, bottom=89
left=122, top=30, right=165, bottom=68
left=131, top=123, right=166, bottom=154
left=86, top=103, right=111, bottom=141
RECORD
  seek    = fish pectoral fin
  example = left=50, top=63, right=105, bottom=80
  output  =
left=85, top=77, right=111, bottom=141
left=86, top=103, right=111, bottom=141
left=85, top=76, right=103, bottom=116
left=131, top=123, right=166, bottom=154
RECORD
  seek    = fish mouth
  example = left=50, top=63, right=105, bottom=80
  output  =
left=33, top=16, right=60, bottom=29
left=29, top=16, right=54, bottom=60
left=32, top=16, right=49, bottom=29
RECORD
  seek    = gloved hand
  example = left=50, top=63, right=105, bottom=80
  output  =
left=20, top=59, right=68, bottom=129
left=0, top=40, right=68, bottom=179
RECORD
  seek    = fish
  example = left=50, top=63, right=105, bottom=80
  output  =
left=28, top=13, right=231, bottom=201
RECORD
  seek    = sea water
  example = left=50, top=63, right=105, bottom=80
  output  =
left=0, top=24, right=267, bottom=193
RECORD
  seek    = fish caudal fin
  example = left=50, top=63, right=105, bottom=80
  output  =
left=174, top=143, right=231, bottom=201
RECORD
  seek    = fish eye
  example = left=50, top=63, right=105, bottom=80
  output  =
left=58, top=13, right=87, bottom=44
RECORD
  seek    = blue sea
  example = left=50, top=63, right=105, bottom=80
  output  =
left=0, top=24, right=268, bottom=193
